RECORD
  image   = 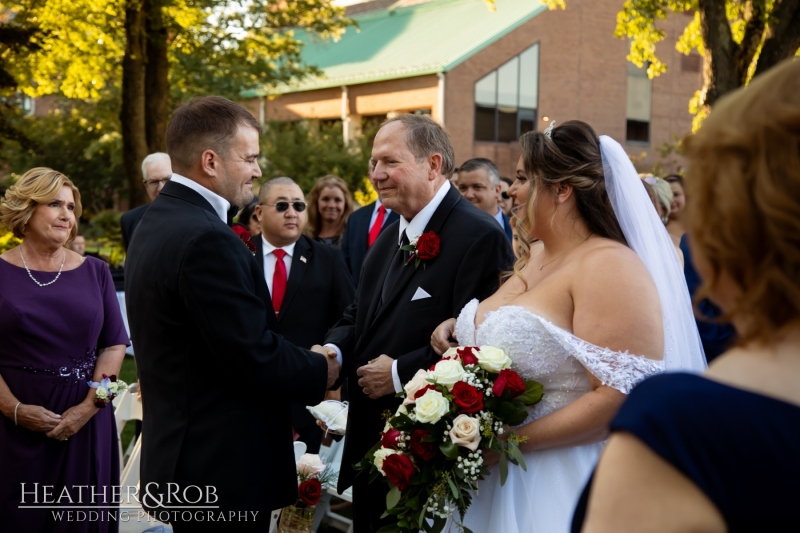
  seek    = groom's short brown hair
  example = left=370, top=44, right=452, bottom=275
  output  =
left=166, top=96, right=262, bottom=174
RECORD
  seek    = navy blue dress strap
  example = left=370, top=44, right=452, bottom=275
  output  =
left=572, top=372, right=800, bottom=532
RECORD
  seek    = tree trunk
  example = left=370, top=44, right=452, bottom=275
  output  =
left=697, top=0, right=741, bottom=109
left=121, top=0, right=149, bottom=208
left=753, top=0, right=800, bottom=77
left=145, top=0, right=169, bottom=154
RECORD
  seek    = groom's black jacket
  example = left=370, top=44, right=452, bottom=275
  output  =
left=325, top=186, right=515, bottom=491
left=125, top=181, right=328, bottom=516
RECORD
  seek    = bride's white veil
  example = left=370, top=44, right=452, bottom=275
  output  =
left=599, top=135, right=706, bottom=372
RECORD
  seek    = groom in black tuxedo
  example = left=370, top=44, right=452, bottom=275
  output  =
left=323, top=115, right=515, bottom=532
left=126, top=96, right=339, bottom=530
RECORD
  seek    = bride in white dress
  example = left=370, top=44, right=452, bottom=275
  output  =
left=432, top=121, right=706, bottom=533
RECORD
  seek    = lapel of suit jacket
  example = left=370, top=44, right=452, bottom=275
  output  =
left=278, top=236, right=311, bottom=321
left=362, top=219, right=401, bottom=332
left=366, top=186, right=462, bottom=332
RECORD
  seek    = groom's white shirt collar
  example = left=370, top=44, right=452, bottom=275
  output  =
left=397, top=180, right=451, bottom=244
left=170, top=173, right=231, bottom=223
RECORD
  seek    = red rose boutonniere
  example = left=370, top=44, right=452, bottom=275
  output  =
left=231, top=224, right=256, bottom=255
left=401, top=231, right=440, bottom=269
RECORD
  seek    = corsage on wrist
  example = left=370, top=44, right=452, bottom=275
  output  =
left=87, top=374, right=128, bottom=408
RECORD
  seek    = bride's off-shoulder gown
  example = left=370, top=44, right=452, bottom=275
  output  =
left=453, top=299, right=664, bottom=533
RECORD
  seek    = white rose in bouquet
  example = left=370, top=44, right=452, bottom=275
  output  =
left=476, top=345, right=512, bottom=373
left=395, top=403, right=409, bottom=417
left=430, top=359, right=466, bottom=390
left=449, top=414, right=482, bottom=451
left=373, top=447, right=399, bottom=475
left=297, top=454, right=327, bottom=477
left=403, top=369, right=432, bottom=405
left=442, top=346, right=460, bottom=361
left=414, top=389, right=450, bottom=424
left=96, top=388, right=108, bottom=399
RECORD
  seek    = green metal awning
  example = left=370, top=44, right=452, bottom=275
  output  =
left=247, top=0, right=546, bottom=97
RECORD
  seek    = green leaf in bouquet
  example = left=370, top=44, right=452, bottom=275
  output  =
left=392, top=413, right=416, bottom=431
left=492, top=400, right=528, bottom=426
left=447, top=476, right=460, bottom=500
left=387, top=485, right=402, bottom=510
left=407, top=495, right=421, bottom=510
left=439, top=440, right=459, bottom=459
left=518, top=380, right=544, bottom=405
left=508, top=441, right=528, bottom=471
left=398, top=519, right=411, bottom=528
left=420, top=467, right=434, bottom=483
left=499, top=451, right=509, bottom=486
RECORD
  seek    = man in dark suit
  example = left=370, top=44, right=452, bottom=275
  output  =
left=321, top=115, right=515, bottom=532
left=125, top=96, right=339, bottom=530
left=254, top=176, right=355, bottom=452
left=340, top=198, right=399, bottom=283
left=120, top=152, right=172, bottom=250
left=456, top=157, right=513, bottom=241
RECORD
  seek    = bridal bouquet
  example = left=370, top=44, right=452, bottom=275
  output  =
left=279, top=454, right=338, bottom=533
left=356, top=346, right=543, bottom=533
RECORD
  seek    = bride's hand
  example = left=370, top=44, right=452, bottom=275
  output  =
left=482, top=449, right=500, bottom=470
left=431, top=318, right=458, bottom=355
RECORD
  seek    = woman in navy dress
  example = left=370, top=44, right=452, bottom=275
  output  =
left=573, top=58, right=800, bottom=532
left=0, top=168, right=129, bottom=532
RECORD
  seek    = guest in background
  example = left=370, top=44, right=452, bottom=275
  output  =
left=499, top=176, right=514, bottom=216
left=238, top=199, right=261, bottom=239
left=341, top=197, right=399, bottom=284
left=67, top=232, right=86, bottom=256
left=456, top=158, right=513, bottom=241
left=255, top=177, right=355, bottom=452
left=573, top=58, right=800, bottom=533
left=665, top=174, right=686, bottom=246
left=120, top=152, right=172, bottom=251
left=509, top=214, right=521, bottom=258
left=0, top=168, right=129, bottom=532
left=641, top=177, right=683, bottom=265
left=305, top=175, right=354, bottom=248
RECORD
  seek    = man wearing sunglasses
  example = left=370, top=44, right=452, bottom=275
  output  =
left=253, top=177, right=355, bottom=453
left=120, top=152, right=172, bottom=251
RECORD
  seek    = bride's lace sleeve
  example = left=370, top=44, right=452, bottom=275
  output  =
left=455, top=299, right=479, bottom=347
left=541, top=321, right=665, bottom=394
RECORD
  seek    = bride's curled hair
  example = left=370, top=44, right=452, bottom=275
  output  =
left=510, top=121, right=626, bottom=286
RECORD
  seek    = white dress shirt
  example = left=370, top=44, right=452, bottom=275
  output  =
left=170, top=173, right=231, bottom=223
left=327, top=180, right=452, bottom=393
left=493, top=206, right=505, bottom=228
left=261, top=236, right=296, bottom=295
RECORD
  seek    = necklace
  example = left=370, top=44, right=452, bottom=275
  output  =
left=539, top=233, right=592, bottom=270
left=19, top=247, right=66, bottom=287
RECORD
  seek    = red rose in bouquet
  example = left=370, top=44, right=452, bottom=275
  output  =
left=414, top=384, right=436, bottom=400
left=382, top=453, right=415, bottom=491
left=381, top=428, right=403, bottom=449
left=457, top=347, right=479, bottom=366
left=297, top=478, right=322, bottom=507
left=415, top=231, right=440, bottom=260
left=452, top=381, right=484, bottom=414
left=492, top=369, right=526, bottom=398
left=409, top=429, right=437, bottom=462
left=231, top=224, right=257, bottom=254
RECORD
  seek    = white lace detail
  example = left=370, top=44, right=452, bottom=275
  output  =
left=455, top=299, right=664, bottom=424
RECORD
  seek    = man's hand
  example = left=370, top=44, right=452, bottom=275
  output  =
left=431, top=318, right=458, bottom=355
left=356, top=354, right=395, bottom=399
left=312, top=345, right=340, bottom=389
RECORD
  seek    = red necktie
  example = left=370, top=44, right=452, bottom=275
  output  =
left=368, top=205, right=386, bottom=248
left=272, top=249, right=287, bottom=315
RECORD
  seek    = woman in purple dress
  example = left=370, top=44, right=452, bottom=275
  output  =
left=0, top=168, right=129, bottom=532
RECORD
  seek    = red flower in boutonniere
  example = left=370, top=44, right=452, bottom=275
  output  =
left=231, top=224, right=256, bottom=255
left=402, top=231, right=440, bottom=269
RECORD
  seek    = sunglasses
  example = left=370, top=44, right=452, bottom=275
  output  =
left=262, top=201, right=307, bottom=213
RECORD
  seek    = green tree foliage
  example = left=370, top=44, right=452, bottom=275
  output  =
left=542, top=0, right=800, bottom=126
left=261, top=119, right=379, bottom=196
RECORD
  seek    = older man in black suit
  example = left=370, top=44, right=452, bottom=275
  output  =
left=120, top=152, right=172, bottom=251
left=322, top=115, right=515, bottom=532
left=125, top=96, right=339, bottom=530
left=254, top=176, right=355, bottom=452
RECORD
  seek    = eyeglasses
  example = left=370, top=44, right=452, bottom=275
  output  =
left=262, top=201, right=307, bottom=213
left=143, top=177, right=171, bottom=189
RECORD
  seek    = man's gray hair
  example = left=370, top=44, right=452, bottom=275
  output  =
left=458, top=158, right=500, bottom=186
left=258, top=176, right=300, bottom=202
left=382, top=114, right=455, bottom=179
left=141, top=152, right=170, bottom=180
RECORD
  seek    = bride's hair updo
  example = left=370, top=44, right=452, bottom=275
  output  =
left=518, top=120, right=626, bottom=248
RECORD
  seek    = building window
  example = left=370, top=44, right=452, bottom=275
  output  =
left=681, top=54, right=702, bottom=73
left=626, top=62, right=651, bottom=144
left=474, top=43, right=539, bottom=143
